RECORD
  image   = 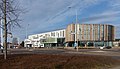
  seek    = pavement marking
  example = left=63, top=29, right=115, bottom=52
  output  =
left=89, top=51, right=106, bottom=52
left=29, top=49, right=34, bottom=51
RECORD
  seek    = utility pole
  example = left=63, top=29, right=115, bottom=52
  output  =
left=1, top=19, right=3, bottom=47
left=25, top=24, right=29, bottom=49
left=26, top=24, right=29, bottom=39
left=68, top=6, right=79, bottom=51
left=3, top=0, right=7, bottom=59
left=75, top=9, right=79, bottom=51
left=26, top=25, right=27, bottom=39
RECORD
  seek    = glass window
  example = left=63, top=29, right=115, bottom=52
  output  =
left=63, top=31, right=64, bottom=37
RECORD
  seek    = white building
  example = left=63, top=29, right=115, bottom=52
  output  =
left=24, top=29, right=65, bottom=48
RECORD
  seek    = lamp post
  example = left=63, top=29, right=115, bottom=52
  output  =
left=70, top=9, right=79, bottom=51
left=25, top=24, right=29, bottom=48
left=75, top=9, right=79, bottom=51
left=26, top=24, right=29, bottom=39
left=0, top=19, right=3, bottom=47
left=79, top=28, right=81, bottom=47
left=68, top=6, right=79, bottom=51
left=8, top=32, right=12, bottom=49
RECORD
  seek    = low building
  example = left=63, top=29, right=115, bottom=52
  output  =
left=24, top=29, right=65, bottom=48
left=24, top=39, right=32, bottom=48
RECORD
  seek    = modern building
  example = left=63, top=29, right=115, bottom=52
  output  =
left=24, top=29, right=65, bottom=48
left=65, top=24, right=115, bottom=47
left=24, top=23, right=115, bottom=48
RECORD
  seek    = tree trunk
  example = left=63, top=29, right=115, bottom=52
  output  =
left=4, top=0, right=7, bottom=60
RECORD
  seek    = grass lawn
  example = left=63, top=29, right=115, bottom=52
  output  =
left=0, top=54, right=119, bottom=69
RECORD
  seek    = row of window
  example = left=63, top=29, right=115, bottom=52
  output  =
left=51, top=31, right=65, bottom=37
left=75, top=24, right=113, bottom=40
left=31, top=30, right=65, bottom=40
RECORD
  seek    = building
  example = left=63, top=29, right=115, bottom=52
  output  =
left=24, top=24, right=115, bottom=48
left=65, top=24, right=115, bottom=47
left=113, top=39, right=120, bottom=47
left=24, top=29, right=65, bottom=48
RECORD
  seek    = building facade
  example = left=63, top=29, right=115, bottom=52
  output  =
left=24, top=29, right=65, bottom=48
left=24, top=24, right=115, bottom=48
left=65, top=24, right=115, bottom=47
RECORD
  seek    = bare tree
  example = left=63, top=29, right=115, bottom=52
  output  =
left=0, top=0, right=23, bottom=59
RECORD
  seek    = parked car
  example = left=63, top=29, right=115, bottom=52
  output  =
left=99, top=46, right=105, bottom=49
left=105, top=46, right=112, bottom=49
left=99, top=46, right=112, bottom=49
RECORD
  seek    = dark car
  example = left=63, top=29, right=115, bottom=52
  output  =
left=105, top=46, right=112, bottom=49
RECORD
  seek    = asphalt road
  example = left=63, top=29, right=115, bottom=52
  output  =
left=0, top=47, right=120, bottom=59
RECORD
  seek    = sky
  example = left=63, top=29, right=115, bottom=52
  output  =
left=11, top=0, right=120, bottom=42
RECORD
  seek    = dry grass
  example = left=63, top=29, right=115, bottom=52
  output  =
left=0, top=54, right=119, bottom=69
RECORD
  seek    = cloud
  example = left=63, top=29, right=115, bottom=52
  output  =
left=12, top=0, right=120, bottom=41
left=115, top=25, right=120, bottom=38
left=81, top=0, right=120, bottom=39
left=108, top=0, right=120, bottom=10
left=20, top=0, right=102, bottom=32
left=80, top=11, right=120, bottom=23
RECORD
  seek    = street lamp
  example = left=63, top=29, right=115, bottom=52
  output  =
left=75, top=9, right=79, bottom=51
left=79, top=28, right=81, bottom=46
left=8, top=32, right=12, bottom=49
left=0, top=19, right=3, bottom=47
left=26, top=24, right=29, bottom=39
left=68, top=6, right=79, bottom=51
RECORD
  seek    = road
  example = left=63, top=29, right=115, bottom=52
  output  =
left=0, top=47, right=119, bottom=58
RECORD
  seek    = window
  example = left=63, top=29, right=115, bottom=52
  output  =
left=56, top=32, right=59, bottom=37
left=33, top=36, right=38, bottom=39
left=40, top=35, right=43, bottom=37
left=60, top=31, right=62, bottom=36
left=63, top=31, right=64, bottom=37
left=51, top=32, right=55, bottom=36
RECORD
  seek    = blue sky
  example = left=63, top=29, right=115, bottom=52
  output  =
left=11, top=0, right=120, bottom=41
